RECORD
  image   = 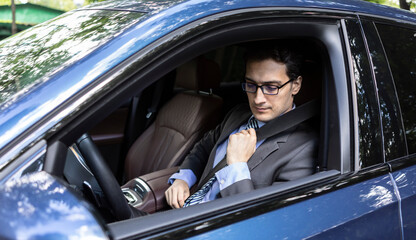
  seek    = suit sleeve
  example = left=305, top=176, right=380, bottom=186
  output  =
left=220, top=127, right=318, bottom=198
left=179, top=105, right=244, bottom=179
left=179, top=124, right=222, bottom=179
left=272, top=137, right=317, bottom=184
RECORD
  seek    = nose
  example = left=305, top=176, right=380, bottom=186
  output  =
left=253, top=87, right=266, bottom=104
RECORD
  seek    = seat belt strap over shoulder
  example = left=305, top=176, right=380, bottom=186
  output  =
left=145, top=80, right=165, bottom=127
left=196, top=99, right=320, bottom=190
left=256, top=99, right=319, bottom=141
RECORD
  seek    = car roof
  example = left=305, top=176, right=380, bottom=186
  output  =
left=86, top=0, right=416, bottom=22
left=0, top=0, right=415, bottom=167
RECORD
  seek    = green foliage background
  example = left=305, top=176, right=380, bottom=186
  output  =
left=0, top=0, right=77, bottom=11
left=363, top=0, right=414, bottom=11
left=0, top=0, right=107, bottom=11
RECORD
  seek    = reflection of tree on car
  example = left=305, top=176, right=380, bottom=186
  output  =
left=0, top=10, right=142, bottom=106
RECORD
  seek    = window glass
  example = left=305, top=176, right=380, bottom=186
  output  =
left=0, top=10, right=144, bottom=109
left=362, top=21, right=406, bottom=160
left=346, top=20, right=383, bottom=168
left=377, top=24, right=416, bottom=154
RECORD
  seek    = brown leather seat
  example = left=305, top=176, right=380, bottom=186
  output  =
left=124, top=57, right=223, bottom=180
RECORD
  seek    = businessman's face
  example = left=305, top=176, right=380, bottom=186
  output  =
left=245, top=59, right=302, bottom=122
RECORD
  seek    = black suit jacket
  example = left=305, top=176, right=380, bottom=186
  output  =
left=180, top=104, right=318, bottom=198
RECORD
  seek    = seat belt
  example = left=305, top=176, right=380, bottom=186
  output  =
left=144, top=80, right=165, bottom=129
left=195, top=99, right=319, bottom=190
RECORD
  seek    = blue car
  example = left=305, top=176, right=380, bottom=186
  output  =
left=1, top=0, right=416, bottom=239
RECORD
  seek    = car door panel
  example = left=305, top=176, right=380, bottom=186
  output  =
left=391, top=159, right=416, bottom=239
left=366, top=20, right=416, bottom=239
left=186, top=172, right=401, bottom=239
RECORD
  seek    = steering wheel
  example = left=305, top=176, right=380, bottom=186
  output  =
left=76, top=133, right=146, bottom=220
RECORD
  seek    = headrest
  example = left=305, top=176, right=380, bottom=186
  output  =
left=175, top=57, right=221, bottom=92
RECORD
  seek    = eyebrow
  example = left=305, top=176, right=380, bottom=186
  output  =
left=245, top=77, right=282, bottom=85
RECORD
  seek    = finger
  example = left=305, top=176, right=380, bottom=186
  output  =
left=178, top=190, right=185, bottom=208
left=165, top=188, right=173, bottom=208
left=248, top=128, right=256, bottom=136
left=184, top=189, right=190, bottom=199
left=240, top=129, right=249, bottom=134
left=171, top=188, right=180, bottom=209
left=165, top=189, right=169, bottom=203
left=233, top=132, right=242, bottom=136
left=180, top=187, right=190, bottom=207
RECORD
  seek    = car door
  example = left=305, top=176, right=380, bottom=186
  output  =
left=369, top=20, right=416, bottom=239
left=107, top=13, right=402, bottom=239
left=179, top=17, right=402, bottom=240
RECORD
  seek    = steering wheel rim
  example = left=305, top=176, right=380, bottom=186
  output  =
left=76, top=133, right=145, bottom=220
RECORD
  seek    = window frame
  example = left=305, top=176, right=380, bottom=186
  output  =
left=55, top=10, right=355, bottom=238
left=46, top=10, right=350, bottom=172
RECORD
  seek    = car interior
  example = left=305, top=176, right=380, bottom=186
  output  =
left=61, top=34, right=345, bottom=223
left=20, top=8, right=347, bottom=228
left=90, top=39, right=324, bottom=177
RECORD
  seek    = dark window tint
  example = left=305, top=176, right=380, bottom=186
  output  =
left=362, top=21, right=406, bottom=160
left=346, top=20, right=383, bottom=168
left=377, top=24, right=416, bottom=154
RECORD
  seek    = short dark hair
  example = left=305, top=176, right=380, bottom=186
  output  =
left=244, top=41, right=303, bottom=80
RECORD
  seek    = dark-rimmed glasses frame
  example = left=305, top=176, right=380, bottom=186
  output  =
left=241, top=79, right=294, bottom=95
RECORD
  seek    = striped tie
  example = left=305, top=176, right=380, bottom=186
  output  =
left=246, top=116, right=259, bottom=130
left=183, top=116, right=259, bottom=207
left=183, top=176, right=217, bottom=207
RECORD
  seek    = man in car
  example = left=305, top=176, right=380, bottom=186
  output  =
left=165, top=42, right=318, bottom=208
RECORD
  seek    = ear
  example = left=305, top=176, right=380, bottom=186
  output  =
left=291, top=76, right=302, bottom=96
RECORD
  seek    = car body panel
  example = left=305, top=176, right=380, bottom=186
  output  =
left=185, top=173, right=401, bottom=239
left=1, top=0, right=416, bottom=168
left=0, top=171, right=108, bottom=239
left=391, top=160, right=416, bottom=239
left=84, top=0, right=185, bottom=12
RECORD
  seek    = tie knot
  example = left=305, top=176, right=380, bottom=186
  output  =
left=246, top=116, right=259, bottom=130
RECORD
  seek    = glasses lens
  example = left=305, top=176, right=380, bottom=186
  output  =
left=263, top=85, right=278, bottom=95
left=243, top=83, right=256, bottom=93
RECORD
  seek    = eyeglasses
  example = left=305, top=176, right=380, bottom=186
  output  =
left=241, top=79, right=294, bottom=95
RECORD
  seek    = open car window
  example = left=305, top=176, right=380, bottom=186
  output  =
left=46, top=9, right=352, bottom=239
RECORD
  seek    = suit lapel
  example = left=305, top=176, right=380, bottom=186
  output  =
left=198, top=104, right=299, bottom=185
left=217, top=111, right=251, bottom=143
left=199, top=107, right=251, bottom=183
left=247, top=128, right=293, bottom=171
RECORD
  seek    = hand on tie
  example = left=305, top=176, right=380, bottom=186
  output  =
left=165, top=179, right=190, bottom=209
left=226, top=128, right=257, bottom=165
